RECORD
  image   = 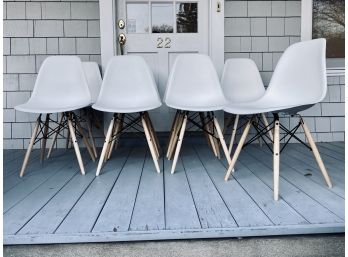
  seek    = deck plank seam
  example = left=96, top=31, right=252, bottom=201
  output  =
left=127, top=150, right=147, bottom=231
left=254, top=144, right=345, bottom=201
left=89, top=148, right=133, bottom=233
left=259, top=145, right=345, bottom=199
left=14, top=164, right=86, bottom=235
left=192, top=146, right=241, bottom=227
left=195, top=146, right=276, bottom=226
left=244, top=147, right=344, bottom=221
left=181, top=156, right=203, bottom=229
left=216, top=152, right=309, bottom=225
left=161, top=150, right=167, bottom=230
left=52, top=165, right=101, bottom=234
left=4, top=155, right=79, bottom=214
left=4, top=151, right=75, bottom=193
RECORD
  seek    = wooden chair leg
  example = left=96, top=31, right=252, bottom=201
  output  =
left=87, top=118, right=98, bottom=158
left=145, top=112, right=160, bottom=157
left=40, top=114, right=50, bottom=163
left=212, top=124, right=221, bottom=159
left=262, top=113, right=273, bottom=141
left=67, top=114, right=85, bottom=175
left=96, top=117, right=115, bottom=176
left=47, top=113, right=65, bottom=158
left=171, top=114, right=188, bottom=174
left=224, top=119, right=252, bottom=181
left=213, top=117, right=232, bottom=165
left=205, top=114, right=219, bottom=157
left=142, top=115, right=161, bottom=173
left=66, top=129, right=71, bottom=149
left=301, top=118, right=332, bottom=188
left=166, top=111, right=180, bottom=158
left=168, top=113, right=184, bottom=160
left=75, top=117, right=96, bottom=162
left=144, top=113, right=159, bottom=159
left=20, top=116, right=41, bottom=177
left=199, top=112, right=213, bottom=153
left=113, top=114, right=124, bottom=151
left=107, top=114, right=122, bottom=160
left=228, top=114, right=239, bottom=155
left=273, top=117, right=280, bottom=201
left=104, top=117, right=117, bottom=162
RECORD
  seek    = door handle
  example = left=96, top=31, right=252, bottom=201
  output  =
left=118, top=33, right=126, bottom=55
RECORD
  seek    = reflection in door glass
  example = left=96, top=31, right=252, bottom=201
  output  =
left=176, top=3, right=198, bottom=33
left=152, top=3, right=174, bottom=33
left=127, top=3, right=149, bottom=33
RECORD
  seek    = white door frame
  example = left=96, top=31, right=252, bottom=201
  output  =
left=99, top=0, right=225, bottom=75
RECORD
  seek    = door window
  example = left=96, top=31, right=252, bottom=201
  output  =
left=125, top=1, right=198, bottom=34
left=176, top=3, right=198, bottom=33
left=126, top=3, right=149, bottom=33
left=152, top=3, right=174, bottom=33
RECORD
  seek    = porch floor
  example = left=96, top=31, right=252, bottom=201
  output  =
left=3, top=142, right=345, bottom=244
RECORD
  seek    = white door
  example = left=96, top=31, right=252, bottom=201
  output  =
left=116, top=0, right=209, bottom=131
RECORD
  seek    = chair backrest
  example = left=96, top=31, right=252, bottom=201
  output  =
left=82, top=62, right=102, bottom=104
left=164, top=54, right=226, bottom=108
left=30, top=56, right=91, bottom=107
left=221, top=58, right=265, bottom=103
left=96, top=55, right=161, bottom=109
left=265, top=38, right=327, bottom=106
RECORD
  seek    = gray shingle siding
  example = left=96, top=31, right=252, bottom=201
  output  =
left=3, top=0, right=101, bottom=149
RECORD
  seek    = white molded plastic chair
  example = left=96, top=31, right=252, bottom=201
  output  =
left=93, top=55, right=162, bottom=175
left=221, top=58, right=272, bottom=154
left=47, top=61, right=103, bottom=159
left=164, top=54, right=232, bottom=174
left=223, top=39, right=332, bottom=200
left=82, top=62, right=102, bottom=104
left=15, top=56, right=94, bottom=177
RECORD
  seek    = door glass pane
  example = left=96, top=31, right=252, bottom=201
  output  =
left=176, top=3, right=198, bottom=33
left=127, top=3, right=149, bottom=33
left=152, top=3, right=174, bottom=33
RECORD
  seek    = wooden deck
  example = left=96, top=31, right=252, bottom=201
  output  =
left=3, top=141, right=345, bottom=245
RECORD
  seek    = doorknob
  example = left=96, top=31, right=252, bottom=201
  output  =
left=118, top=33, right=126, bottom=55
left=118, top=33, right=126, bottom=46
left=118, top=19, right=125, bottom=30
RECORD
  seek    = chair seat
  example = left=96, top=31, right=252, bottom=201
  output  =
left=15, top=101, right=91, bottom=114
left=223, top=98, right=302, bottom=115
left=92, top=101, right=162, bottom=113
left=165, top=102, right=225, bottom=112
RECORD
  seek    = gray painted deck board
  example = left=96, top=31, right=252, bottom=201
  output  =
left=163, top=157, right=201, bottom=230
left=55, top=149, right=130, bottom=234
left=240, top=147, right=343, bottom=224
left=195, top=146, right=273, bottom=227
left=221, top=159, right=308, bottom=226
left=17, top=161, right=97, bottom=235
left=267, top=146, right=345, bottom=198
left=92, top=148, right=146, bottom=233
left=129, top=154, right=165, bottom=231
left=4, top=150, right=40, bottom=178
left=286, top=144, right=345, bottom=179
left=322, top=142, right=345, bottom=152
left=4, top=160, right=84, bottom=234
left=3, top=143, right=345, bottom=244
left=181, top=147, right=237, bottom=228
left=247, top=146, right=345, bottom=219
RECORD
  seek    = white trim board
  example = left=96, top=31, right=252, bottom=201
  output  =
left=4, top=223, right=344, bottom=245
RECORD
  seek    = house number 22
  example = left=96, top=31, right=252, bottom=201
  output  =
left=157, top=37, right=171, bottom=48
